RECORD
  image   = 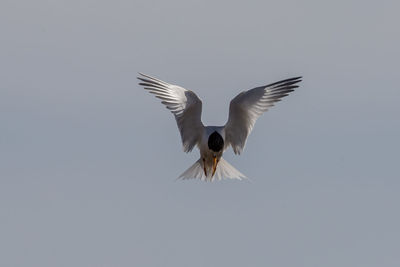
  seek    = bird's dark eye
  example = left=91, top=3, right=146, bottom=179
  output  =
left=208, top=131, right=224, bottom=152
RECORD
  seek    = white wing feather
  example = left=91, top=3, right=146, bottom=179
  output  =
left=225, top=77, right=302, bottom=154
left=138, top=73, right=204, bottom=152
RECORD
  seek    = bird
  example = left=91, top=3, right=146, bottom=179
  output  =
left=138, top=73, right=302, bottom=181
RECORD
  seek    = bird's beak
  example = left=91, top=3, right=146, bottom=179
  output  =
left=212, top=156, right=219, bottom=177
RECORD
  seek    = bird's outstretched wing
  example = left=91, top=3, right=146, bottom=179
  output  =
left=224, top=76, right=302, bottom=154
left=138, top=73, right=204, bottom=152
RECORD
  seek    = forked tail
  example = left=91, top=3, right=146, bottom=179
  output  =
left=178, top=157, right=246, bottom=181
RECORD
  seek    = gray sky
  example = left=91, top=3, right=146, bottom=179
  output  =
left=1, top=0, right=399, bottom=266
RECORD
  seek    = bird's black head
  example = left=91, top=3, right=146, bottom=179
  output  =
left=208, top=131, right=224, bottom=152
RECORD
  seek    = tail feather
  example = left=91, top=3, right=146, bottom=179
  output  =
left=178, top=157, right=246, bottom=181
left=178, top=159, right=204, bottom=180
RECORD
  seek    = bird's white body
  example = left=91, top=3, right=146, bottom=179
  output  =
left=138, top=73, right=301, bottom=181
left=197, top=126, right=229, bottom=180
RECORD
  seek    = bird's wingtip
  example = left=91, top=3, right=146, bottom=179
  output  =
left=293, top=76, right=303, bottom=82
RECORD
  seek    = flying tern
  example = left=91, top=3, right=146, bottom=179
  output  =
left=138, top=73, right=302, bottom=181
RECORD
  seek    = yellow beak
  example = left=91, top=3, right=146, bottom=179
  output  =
left=202, top=158, right=207, bottom=177
left=212, top=156, right=218, bottom=177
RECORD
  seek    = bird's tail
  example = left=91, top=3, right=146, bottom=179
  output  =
left=178, top=157, right=246, bottom=181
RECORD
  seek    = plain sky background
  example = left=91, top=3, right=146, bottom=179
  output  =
left=1, top=0, right=399, bottom=266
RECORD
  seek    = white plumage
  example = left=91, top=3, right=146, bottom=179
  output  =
left=138, top=73, right=302, bottom=181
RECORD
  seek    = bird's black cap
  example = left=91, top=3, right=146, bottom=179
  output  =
left=208, top=131, right=224, bottom=152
